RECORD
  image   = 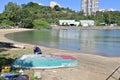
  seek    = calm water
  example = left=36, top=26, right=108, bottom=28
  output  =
left=5, top=30, right=120, bottom=57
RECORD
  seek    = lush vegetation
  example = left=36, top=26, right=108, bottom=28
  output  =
left=0, top=2, right=120, bottom=29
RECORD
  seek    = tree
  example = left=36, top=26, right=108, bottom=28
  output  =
left=1, top=1, right=120, bottom=28
left=0, top=19, right=14, bottom=26
left=33, top=19, right=51, bottom=29
left=54, top=5, right=61, bottom=11
left=19, top=8, right=33, bottom=28
left=2, top=2, right=21, bottom=26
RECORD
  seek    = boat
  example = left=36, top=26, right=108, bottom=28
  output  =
left=12, top=54, right=78, bottom=69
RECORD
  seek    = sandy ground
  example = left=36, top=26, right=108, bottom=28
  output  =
left=0, top=28, right=120, bottom=80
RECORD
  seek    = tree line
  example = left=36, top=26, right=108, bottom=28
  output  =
left=0, top=2, right=120, bottom=29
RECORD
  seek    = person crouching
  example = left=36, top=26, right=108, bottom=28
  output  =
left=33, top=46, right=42, bottom=54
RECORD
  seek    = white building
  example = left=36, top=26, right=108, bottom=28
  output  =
left=59, top=20, right=80, bottom=26
left=74, top=22, right=80, bottom=26
left=80, top=20, right=95, bottom=27
left=50, top=1, right=60, bottom=8
left=99, top=8, right=116, bottom=12
left=59, top=20, right=95, bottom=27
left=81, top=0, right=99, bottom=16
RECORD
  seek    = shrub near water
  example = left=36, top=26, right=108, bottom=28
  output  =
left=33, top=19, right=51, bottom=29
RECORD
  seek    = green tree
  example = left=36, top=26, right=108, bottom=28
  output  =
left=19, top=8, right=33, bottom=28
left=1, top=1, right=120, bottom=28
left=33, top=19, right=51, bottom=29
left=54, top=5, right=61, bottom=11
left=94, top=11, right=104, bottom=26
left=0, top=19, right=14, bottom=26
left=3, top=2, right=21, bottom=25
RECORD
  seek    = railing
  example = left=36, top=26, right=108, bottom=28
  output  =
left=106, top=66, right=120, bottom=80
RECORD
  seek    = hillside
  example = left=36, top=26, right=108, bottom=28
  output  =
left=0, top=2, right=120, bottom=29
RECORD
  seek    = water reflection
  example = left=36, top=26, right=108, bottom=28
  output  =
left=79, top=30, right=97, bottom=54
left=5, top=30, right=120, bottom=57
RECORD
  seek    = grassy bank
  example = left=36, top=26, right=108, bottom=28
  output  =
left=0, top=47, right=32, bottom=69
left=0, top=47, right=42, bottom=80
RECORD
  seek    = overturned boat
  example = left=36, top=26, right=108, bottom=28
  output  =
left=12, top=54, right=78, bottom=69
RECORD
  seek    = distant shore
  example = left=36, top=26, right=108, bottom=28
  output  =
left=52, top=26, right=120, bottom=30
left=0, top=28, right=120, bottom=80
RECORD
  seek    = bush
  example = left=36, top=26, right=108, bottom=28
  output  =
left=0, top=19, right=14, bottom=26
left=33, top=19, right=51, bottom=29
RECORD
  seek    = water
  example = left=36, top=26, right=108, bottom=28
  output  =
left=5, top=30, right=120, bottom=57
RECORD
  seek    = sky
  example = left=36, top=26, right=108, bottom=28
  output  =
left=0, top=0, right=120, bottom=13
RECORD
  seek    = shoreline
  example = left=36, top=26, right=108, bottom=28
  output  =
left=52, top=26, right=120, bottom=30
left=0, top=28, right=120, bottom=80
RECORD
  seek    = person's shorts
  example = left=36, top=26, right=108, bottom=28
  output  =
left=38, top=52, right=42, bottom=54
